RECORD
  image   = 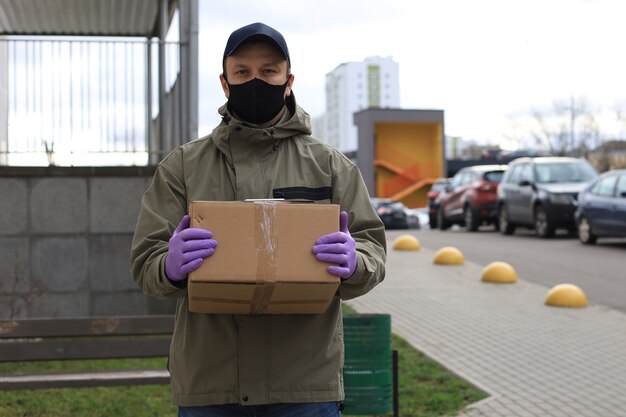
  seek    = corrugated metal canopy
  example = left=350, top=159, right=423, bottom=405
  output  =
left=0, top=0, right=163, bottom=37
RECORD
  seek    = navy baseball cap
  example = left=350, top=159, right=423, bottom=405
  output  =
left=223, top=22, right=290, bottom=63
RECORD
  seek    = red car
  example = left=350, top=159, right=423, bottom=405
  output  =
left=436, top=165, right=507, bottom=231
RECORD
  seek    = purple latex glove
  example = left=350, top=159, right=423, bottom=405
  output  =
left=165, top=215, right=217, bottom=281
left=312, top=211, right=357, bottom=279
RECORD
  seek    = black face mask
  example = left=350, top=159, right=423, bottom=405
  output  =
left=227, top=78, right=288, bottom=125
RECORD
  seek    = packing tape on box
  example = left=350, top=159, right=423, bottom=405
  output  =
left=249, top=281, right=276, bottom=314
left=252, top=202, right=278, bottom=314
left=254, top=201, right=278, bottom=279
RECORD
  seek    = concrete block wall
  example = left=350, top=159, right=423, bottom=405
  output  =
left=0, top=166, right=176, bottom=319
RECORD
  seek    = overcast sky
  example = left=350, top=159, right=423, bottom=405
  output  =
left=197, top=0, right=626, bottom=149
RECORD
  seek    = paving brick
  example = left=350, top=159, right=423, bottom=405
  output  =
left=0, top=237, right=30, bottom=293
left=88, top=234, right=136, bottom=291
left=32, top=237, right=88, bottom=292
left=30, top=292, right=90, bottom=318
left=0, top=178, right=28, bottom=234
left=91, top=292, right=148, bottom=316
left=30, top=178, right=87, bottom=233
left=90, top=177, right=149, bottom=233
left=348, top=237, right=626, bottom=417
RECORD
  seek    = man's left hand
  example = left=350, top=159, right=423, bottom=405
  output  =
left=313, top=211, right=357, bottom=279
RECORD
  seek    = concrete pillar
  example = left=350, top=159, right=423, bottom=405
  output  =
left=0, top=39, right=8, bottom=165
left=178, top=0, right=199, bottom=145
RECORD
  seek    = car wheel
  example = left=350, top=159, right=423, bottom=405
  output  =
left=464, top=205, right=479, bottom=232
left=437, top=207, right=450, bottom=231
left=534, top=206, right=555, bottom=238
left=498, top=206, right=515, bottom=235
left=577, top=216, right=597, bottom=245
left=429, top=213, right=438, bottom=229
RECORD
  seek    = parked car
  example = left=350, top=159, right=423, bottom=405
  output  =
left=575, top=169, right=626, bottom=244
left=404, top=208, right=422, bottom=229
left=405, top=207, right=429, bottom=229
left=371, top=198, right=409, bottom=229
left=436, top=165, right=508, bottom=231
left=427, top=178, right=450, bottom=228
left=498, top=149, right=551, bottom=162
left=497, top=157, right=599, bottom=238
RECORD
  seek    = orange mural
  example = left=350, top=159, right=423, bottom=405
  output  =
left=373, top=122, right=444, bottom=208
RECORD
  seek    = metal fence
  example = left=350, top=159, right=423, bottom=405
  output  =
left=0, top=37, right=180, bottom=166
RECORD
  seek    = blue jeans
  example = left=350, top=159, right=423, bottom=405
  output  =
left=178, top=402, right=341, bottom=417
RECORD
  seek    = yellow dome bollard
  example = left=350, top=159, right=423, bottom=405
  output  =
left=481, top=261, right=517, bottom=284
left=392, top=234, right=421, bottom=251
left=545, top=284, right=588, bottom=308
left=433, top=246, right=464, bottom=265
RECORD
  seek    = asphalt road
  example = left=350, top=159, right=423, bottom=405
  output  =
left=386, top=225, right=626, bottom=313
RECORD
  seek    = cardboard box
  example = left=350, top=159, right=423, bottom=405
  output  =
left=188, top=200, right=340, bottom=314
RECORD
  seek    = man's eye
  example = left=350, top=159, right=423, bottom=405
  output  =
left=262, top=69, right=277, bottom=74
left=235, top=70, right=248, bottom=75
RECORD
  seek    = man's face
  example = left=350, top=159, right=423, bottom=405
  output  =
left=220, top=41, right=294, bottom=98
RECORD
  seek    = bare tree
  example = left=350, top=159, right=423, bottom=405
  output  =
left=614, top=100, right=626, bottom=138
left=530, top=96, right=602, bottom=157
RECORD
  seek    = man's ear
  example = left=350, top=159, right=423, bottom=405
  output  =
left=219, top=74, right=230, bottom=98
left=285, top=73, right=295, bottom=97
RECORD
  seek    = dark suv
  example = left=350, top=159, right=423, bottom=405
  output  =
left=497, top=157, right=598, bottom=238
left=371, top=198, right=409, bottom=229
left=436, top=165, right=507, bottom=231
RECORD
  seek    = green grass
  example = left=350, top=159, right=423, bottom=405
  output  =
left=0, top=358, right=175, bottom=417
left=0, top=385, right=175, bottom=417
left=341, top=303, right=487, bottom=417
left=0, top=308, right=487, bottom=417
left=384, top=335, right=487, bottom=417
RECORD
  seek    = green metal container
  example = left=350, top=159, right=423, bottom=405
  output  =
left=343, top=313, right=392, bottom=415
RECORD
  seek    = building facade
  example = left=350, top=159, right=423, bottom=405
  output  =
left=321, top=56, right=399, bottom=153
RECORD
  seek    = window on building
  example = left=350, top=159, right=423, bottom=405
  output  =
left=367, top=65, right=381, bottom=108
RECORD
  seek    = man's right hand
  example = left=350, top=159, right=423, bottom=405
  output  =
left=165, top=215, right=218, bottom=281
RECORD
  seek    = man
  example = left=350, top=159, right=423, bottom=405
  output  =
left=131, top=22, right=386, bottom=417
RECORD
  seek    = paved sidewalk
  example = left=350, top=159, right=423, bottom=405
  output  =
left=347, top=232, right=626, bottom=417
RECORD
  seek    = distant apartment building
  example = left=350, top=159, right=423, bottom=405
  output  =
left=318, top=56, right=399, bottom=153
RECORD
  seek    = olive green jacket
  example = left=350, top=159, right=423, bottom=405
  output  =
left=130, top=95, right=386, bottom=406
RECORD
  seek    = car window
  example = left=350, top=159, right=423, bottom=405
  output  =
left=535, top=165, right=550, bottom=182
left=430, top=184, right=442, bottom=193
left=519, top=164, right=533, bottom=182
left=506, top=165, right=521, bottom=183
left=450, top=172, right=464, bottom=188
left=616, top=175, right=626, bottom=198
left=484, top=171, right=504, bottom=183
left=463, top=172, right=477, bottom=185
left=591, top=175, right=617, bottom=197
left=431, top=182, right=448, bottom=193
left=535, top=162, right=597, bottom=183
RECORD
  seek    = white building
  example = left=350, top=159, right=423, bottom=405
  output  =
left=320, top=56, right=399, bottom=153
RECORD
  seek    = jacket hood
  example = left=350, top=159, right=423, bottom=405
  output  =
left=209, top=94, right=312, bottom=164
left=214, top=93, right=311, bottom=140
